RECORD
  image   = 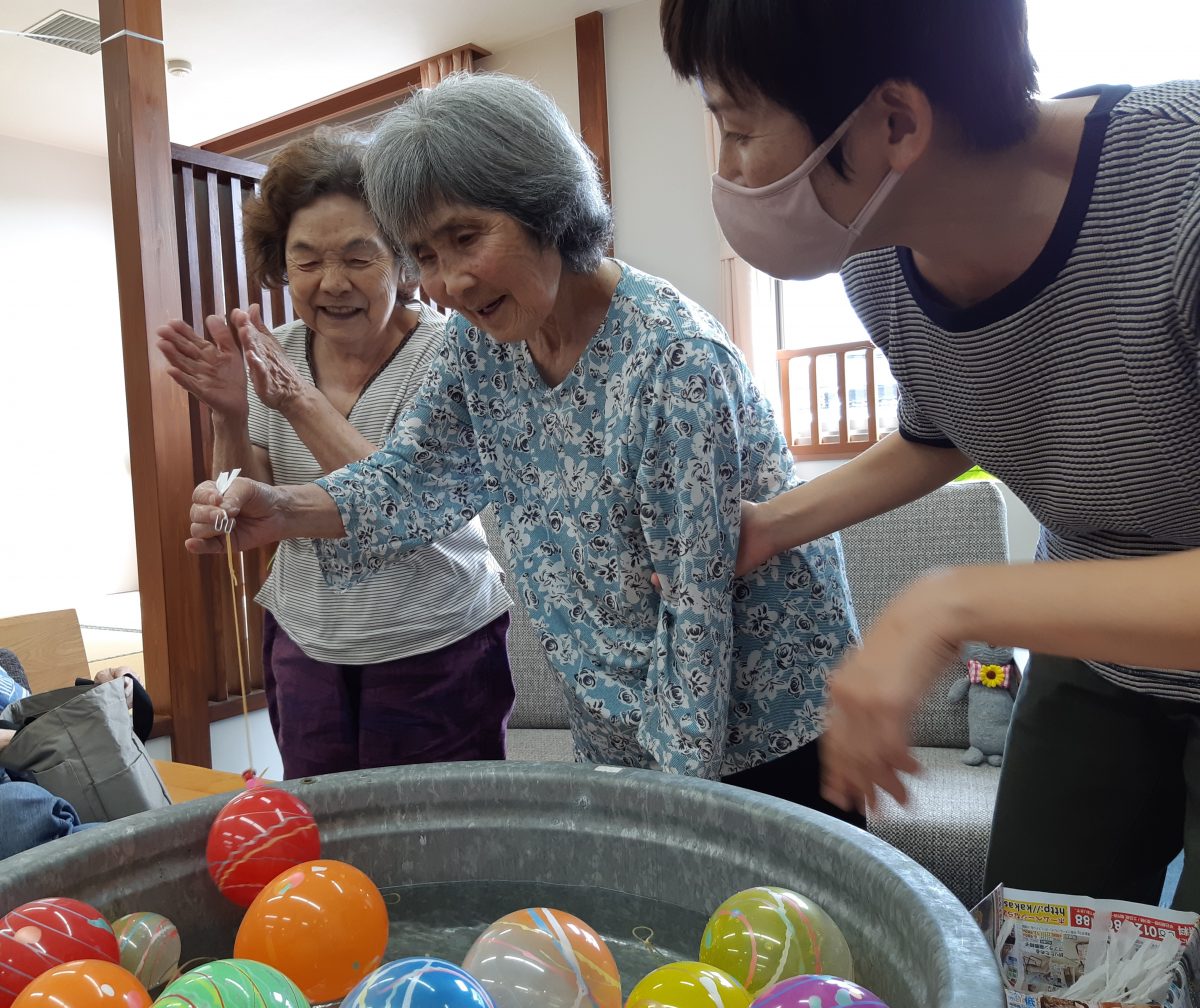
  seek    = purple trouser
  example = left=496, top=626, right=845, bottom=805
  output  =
left=262, top=611, right=514, bottom=780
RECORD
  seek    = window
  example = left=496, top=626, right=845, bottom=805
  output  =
left=749, top=272, right=899, bottom=458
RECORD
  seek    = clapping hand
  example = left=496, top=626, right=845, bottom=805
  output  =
left=156, top=316, right=249, bottom=420
left=233, top=304, right=309, bottom=413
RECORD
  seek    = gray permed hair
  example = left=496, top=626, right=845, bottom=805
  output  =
left=363, top=72, right=613, bottom=274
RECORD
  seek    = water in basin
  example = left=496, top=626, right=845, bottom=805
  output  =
left=378, top=878, right=707, bottom=997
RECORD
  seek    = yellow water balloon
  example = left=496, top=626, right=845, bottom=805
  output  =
left=625, top=961, right=751, bottom=1008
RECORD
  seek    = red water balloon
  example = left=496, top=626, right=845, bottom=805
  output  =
left=1, top=898, right=118, bottom=1008
left=206, top=785, right=320, bottom=907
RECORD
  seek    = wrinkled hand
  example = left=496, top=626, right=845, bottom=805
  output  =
left=187, top=476, right=286, bottom=554
left=820, top=573, right=966, bottom=813
left=156, top=316, right=248, bottom=420
left=234, top=304, right=309, bottom=412
left=93, top=666, right=135, bottom=708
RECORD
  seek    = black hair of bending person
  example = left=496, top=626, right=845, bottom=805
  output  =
left=660, top=0, right=1040, bottom=175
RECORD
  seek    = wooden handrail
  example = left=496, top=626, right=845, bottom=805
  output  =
left=776, top=340, right=896, bottom=460
left=776, top=340, right=875, bottom=362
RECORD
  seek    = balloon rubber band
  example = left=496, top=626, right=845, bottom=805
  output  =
left=632, top=926, right=667, bottom=957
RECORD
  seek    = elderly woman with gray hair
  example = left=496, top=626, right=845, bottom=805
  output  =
left=186, top=72, right=861, bottom=819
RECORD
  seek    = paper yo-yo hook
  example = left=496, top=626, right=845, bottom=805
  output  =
left=214, top=469, right=241, bottom=533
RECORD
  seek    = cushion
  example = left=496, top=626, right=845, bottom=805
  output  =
left=866, top=745, right=1002, bottom=907
left=839, top=481, right=1010, bottom=748
left=505, top=728, right=576, bottom=763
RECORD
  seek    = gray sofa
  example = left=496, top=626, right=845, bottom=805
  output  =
left=481, top=479, right=1011, bottom=907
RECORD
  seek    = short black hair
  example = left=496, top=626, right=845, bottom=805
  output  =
left=661, top=0, right=1039, bottom=171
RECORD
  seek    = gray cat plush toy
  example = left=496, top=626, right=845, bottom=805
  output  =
left=947, top=644, right=1020, bottom=767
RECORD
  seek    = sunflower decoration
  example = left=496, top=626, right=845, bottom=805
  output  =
left=978, top=664, right=1007, bottom=688
left=967, top=658, right=1012, bottom=689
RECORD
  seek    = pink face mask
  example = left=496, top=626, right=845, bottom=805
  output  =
left=711, top=107, right=903, bottom=281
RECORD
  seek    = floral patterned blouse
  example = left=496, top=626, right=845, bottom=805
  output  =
left=316, top=262, right=858, bottom=778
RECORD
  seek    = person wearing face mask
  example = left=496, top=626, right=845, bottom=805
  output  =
left=661, top=0, right=1200, bottom=908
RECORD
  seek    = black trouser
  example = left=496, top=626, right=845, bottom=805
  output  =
left=722, top=739, right=866, bottom=830
left=985, top=653, right=1200, bottom=910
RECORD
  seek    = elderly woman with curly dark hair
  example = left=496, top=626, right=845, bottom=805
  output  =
left=157, top=132, right=513, bottom=779
left=185, top=74, right=861, bottom=820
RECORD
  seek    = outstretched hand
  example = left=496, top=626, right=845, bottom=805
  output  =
left=819, top=572, right=966, bottom=812
left=156, top=315, right=249, bottom=420
left=234, top=304, right=309, bottom=412
left=650, top=499, right=783, bottom=594
left=187, top=476, right=287, bottom=554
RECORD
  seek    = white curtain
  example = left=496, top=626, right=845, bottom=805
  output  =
left=420, top=48, right=476, bottom=90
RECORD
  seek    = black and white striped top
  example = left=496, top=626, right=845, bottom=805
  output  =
left=246, top=307, right=511, bottom=664
left=842, top=81, right=1200, bottom=701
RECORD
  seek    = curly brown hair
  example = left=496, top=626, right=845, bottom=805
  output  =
left=242, top=129, right=406, bottom=291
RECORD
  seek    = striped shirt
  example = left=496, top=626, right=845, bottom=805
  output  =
left=843, top=81, right=1200, bottom=701
left=246, top=307, right=510, bottom=664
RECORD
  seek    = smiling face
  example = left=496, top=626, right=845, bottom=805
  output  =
left=408, top=203, right=563, bottom=344
left=285, top=193, right=401, bottom=347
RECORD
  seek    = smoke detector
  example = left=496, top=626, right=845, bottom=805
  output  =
left=23, top=9, right=101, bottom=55
left=166, top=58, right=193, bottom=78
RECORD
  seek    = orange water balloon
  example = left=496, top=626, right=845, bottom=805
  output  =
left=233, top=859, right=387, bottom=1004
left=11, top=959, right=150, bottom=1008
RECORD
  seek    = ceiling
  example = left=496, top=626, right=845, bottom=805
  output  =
left=0, top=0, right=638, bottom=157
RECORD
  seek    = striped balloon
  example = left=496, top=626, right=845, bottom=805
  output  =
left=749, top=975, right=890, bottom=1008
left=700, top=887, right=854, bottom=994
left=205, top=786, right=320, bottom=907
left=154, top=959, right=309, bottom=1008
left=341, top=958, right=494, bottom=1008
left=462, top=907, right=621, bottom=1008
left=111, top=912, right=180, bottom=989
left=1, top=898, right=118, bottom=1008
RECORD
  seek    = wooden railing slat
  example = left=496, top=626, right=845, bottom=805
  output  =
left=866, top=348, right=878, bottom=444
left=807, top=356, right=820, bottom=448
left=835, top=351, right=849, bottom=445
left=178, top=165, right=204, bottom=328
left=229, top=177, right=250, bottom=310
left=776, top=340, right=891, bottom=459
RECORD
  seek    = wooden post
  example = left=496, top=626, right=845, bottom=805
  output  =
left=100, top=0, right=215, bottom=765
left=575, top=12, right=612, bottom=200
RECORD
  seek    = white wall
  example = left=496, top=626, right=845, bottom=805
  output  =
left=480, top=2, right=723, bottom=319
left=0, top=134, right=138, bottom=619
left=147, top=709, right=283, bottom=780
left=478, top=25, right=582, bottom=133
left=604, top=0, right=722, bottom=317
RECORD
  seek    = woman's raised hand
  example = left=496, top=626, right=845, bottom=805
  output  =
left=234, top=304, right=309, bottom=413
left=156, top=316, right=249, bottom=421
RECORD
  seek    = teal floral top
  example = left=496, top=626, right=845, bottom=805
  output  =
left=316, top=262, right=857, bottom=778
